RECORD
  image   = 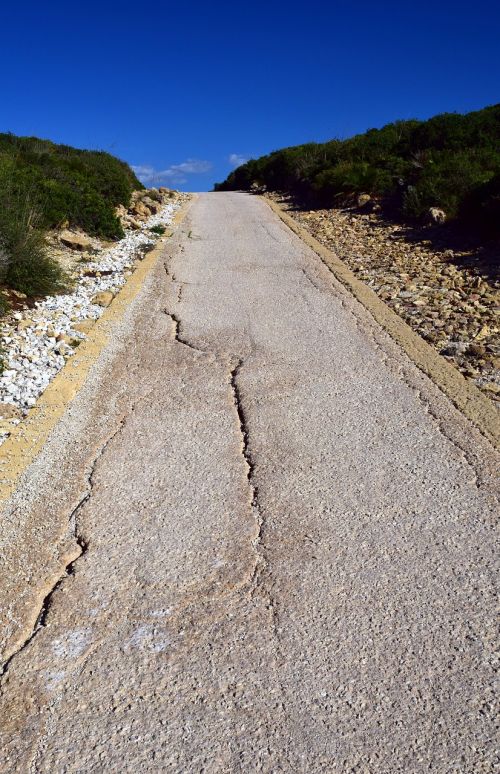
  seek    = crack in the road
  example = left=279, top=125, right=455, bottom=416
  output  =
left=0, top=398, right=145, bottom=683
left=163, top=248, right=286, bottom=681
left=162, top=261, right=208, bottom=354
left=229, top=359, right=261, bottom=515
left=300, top=266, right=330, bottom=294
left=228, top=360, right=284, bottom=644
left=2, top=218, right=291, bottom=760
left=259, top=220, right=284, bottom=245
left=164, top=264, right=176, bottom=282
left=163, top=252, right=282, bottom=643
left=163, top=309, right=206, bottom=354
left=297, top=261, right=481, bottom=491
left=228, top=357, right=289, bottom=755
left=0, top=263, right=166, bottom=679
left=0, top=539, right=86, bottom=685
left=337, top=294, right=488, bottom=493
left=163, top=253, right=279, bottom=605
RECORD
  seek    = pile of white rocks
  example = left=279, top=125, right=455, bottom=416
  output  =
left=0, top=194, right=188, bottom=445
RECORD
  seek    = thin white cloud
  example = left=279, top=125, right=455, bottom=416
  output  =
left=132, top=159, right=213, bottom=186
left=229, top=153, right=248, bottom=168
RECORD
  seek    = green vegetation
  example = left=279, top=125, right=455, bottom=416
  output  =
left=0, top=133, right=143, bottom=300
left=149, top=224, right=166, bottom=236
left=0, top=180, right=67, bottom=297
left=215, top=105, right=500, bottom=236
left=0, top=133, right=142, bottom=239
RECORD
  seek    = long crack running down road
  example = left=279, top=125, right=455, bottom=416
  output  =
left=0, top=193, right=498, bottom=772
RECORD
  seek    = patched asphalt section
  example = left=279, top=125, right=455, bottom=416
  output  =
left=0, top=193, right=498, bottom=772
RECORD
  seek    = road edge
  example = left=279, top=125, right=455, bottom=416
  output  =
left=0, top=197, right=194, bottom=503
left=264, top=196, right=500, bottom=450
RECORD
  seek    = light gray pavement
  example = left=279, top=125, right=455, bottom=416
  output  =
left=0, top=192, right=498, bottom=772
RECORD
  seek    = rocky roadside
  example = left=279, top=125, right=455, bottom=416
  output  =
left=0, top=188, right=189, bottom=445
left=267, top=194, right=499, bottom=406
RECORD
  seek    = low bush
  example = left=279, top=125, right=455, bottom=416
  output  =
left=0, top=192, right=67, bottom=297
left=0, top=133, right=143, bottom=305
left=0, top=133, right=143, bottom=239
left=215, top=104, right=500, bottom=237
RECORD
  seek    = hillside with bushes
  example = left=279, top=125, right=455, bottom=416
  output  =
left=0, top=134, right=143, bottom=302
left=215, top=105, right=500, bottom=237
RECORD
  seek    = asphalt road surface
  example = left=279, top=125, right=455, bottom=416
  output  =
left=0, top=193, right=498, bottom=772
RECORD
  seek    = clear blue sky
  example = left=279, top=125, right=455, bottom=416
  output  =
left=2, top=0, right=499, bottom=191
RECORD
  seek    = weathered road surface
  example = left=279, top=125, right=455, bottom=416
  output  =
left=0, top=193, right=498, bottom=772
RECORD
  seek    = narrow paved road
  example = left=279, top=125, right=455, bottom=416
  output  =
left=1, top=193, right=498, bottom=772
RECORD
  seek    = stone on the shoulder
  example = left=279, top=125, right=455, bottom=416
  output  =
left=73, top=320, right=95, bottom=335
left=145, top=188, right=163, bottom=203
left=428, top=207, right=446, bottom=225
left=17, top=318, right=35, bottom=330
left=357, top=194, right=371, bottom=208
left=92, top=290, right=115, bottom=307
left=0, top=404, right=22, bottom=420
left=141, top=196, right=162, bottom=214
left=131, top=201, right=152, bottom=219
left=60, top=229, right=92, bottom=251
left=482, top=383, right=500, bottom=395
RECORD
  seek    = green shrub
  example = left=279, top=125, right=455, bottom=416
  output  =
left=0, top=132, right=143, bottom=299
left=402, top=149, right=499, bottom=219
left=0, top=133, right=142, bottom=238
left=313, top=162, right=394, bottom=203
left=0, top=199, right=67, bottom=297
left=401, top=186, right=424, bottom=219
left=149, top=224, right=166, bottom=235
left=215, top=104, right=500, bottom=237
